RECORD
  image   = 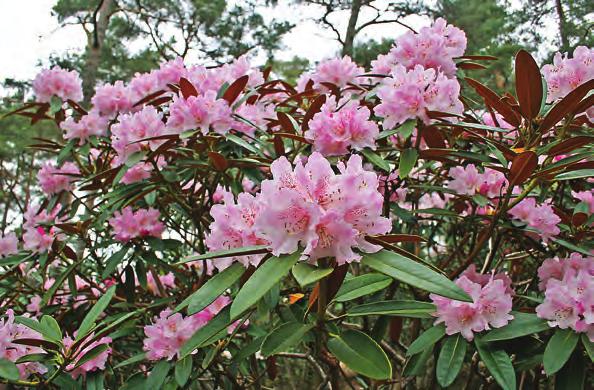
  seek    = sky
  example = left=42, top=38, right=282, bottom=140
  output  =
left=0, top=0, right=429, bottom=82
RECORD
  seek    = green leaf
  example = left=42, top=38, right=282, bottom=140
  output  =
left=334, top=273, right=392, bottom=302
left=361, top=148, right=391, bottom=172
left=554, top=169, right=594, bottom=181
left=0, top=359, right=20, bottom=381
left=174, top=263, right=244, bottom=315
left=226, top=134, right=262, bottom=156
left=146, top=361, right=170, bottom=389
left=179, top=245, right=268, bottom=264
left=398, top=120, right=416, bottom=139
left=230, top=253, right=300, bottom=319
left=327, top=329, right=392, bottom=380
left=483, top=312, right=549, bottom=341
left=76, top=286, right=116, bottom=341
left=43, top=261, right=78, bottom=304
left=543, top=328, right=579, bottom=375
left=551, top=238, right=593, bottom=256
left=73, top=344, right=109, bottom=369
left=582, top=334, right=594, bottom=363
left=555, top=352, right=585, bottom=390
left=436, top=335, right=467, bottom=387
left=40, top=315, right=62, bottom=342
left=14, top=317, right=61, bottom=345
left=174, top=356, right=192, bottom=387
left=180, top=305, right=234, bottom=358
left=291, top=263, right=333, bottom=287
left=232, top=336, right=265, bottom=362
left=399, top=148, right=418, bottom=178
left=407, top=325, right=446, bottom=356
left=261, top=322, right=314, bottom=357
left=114, top=353, right=146, bottom=369
left=347, top=300, right=435, bottom=318
left=361, top=250, right=471, bottom=302
left=125, top=151, right=145, bottom=167
left=102, top=247, right=129, bottom=279
left=403, top=346, right=433, bottom=377
left=475, top=337, right=516, bottom=390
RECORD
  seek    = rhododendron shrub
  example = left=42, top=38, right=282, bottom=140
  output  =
left=0, top=18, right=592, bottom=390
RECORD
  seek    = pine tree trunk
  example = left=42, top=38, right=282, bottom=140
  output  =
left=554, top=0, right=570, bottom=51
left=342, top=0, right=362, bottom=57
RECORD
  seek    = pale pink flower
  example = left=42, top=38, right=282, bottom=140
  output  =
left=310, top=56, right=364, bottom=88
left=128, top=71, right=162, bottom=103
left=166, top=91, right=233, bottom=135
left=61, top=111, right=109, bottom=145
left=146, top=272, right=176, bottom=296
left=32, top=66, right=83, bottom=103
left=37, top=162, right=80, bottom=195
left=63, top=334, right=112, bottom=378
left=508, top=198, right=561, bottom=241
left=111, top=106, right=168, bottom=163
left=430, top=268, right=514, bottom=341
left=482, top=112, right=514, bottom=129
left=154, top=57, right=187, bottom=87
left=305, top=96, right=379, bottom=156
left=233, top=102, right=274, bottom=136
left=389, top=17, right=466, bottom=77
left=26, top=295, right=42, bottom=316
left=572, top=190, right=594, bottom=213
left=0, top=232, right=18, bottom=257
left=542, top=46, right=594, bottom=102
left=23, top=227, right=55, bottom=253
left=91, top=81, right=133, bottom=117
left=109, top=207, right=164, bottom=242
left=448, top=165, right=482, bottom=195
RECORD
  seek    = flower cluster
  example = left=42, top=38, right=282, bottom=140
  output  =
left=143, top=296, right=233, bottom=360
left=310, top=56, right=364, bottom=88
left=375, top=64, right=463, bottom=128
left=448, top=164, right=507, bottom=198
left=536, top=253, right=594, bottom=341
left=108, top=207, right=165, bottom=242
left=430, top=266, right=514, bottom=341
left=508, top=198, right=561, bottom=241
left=572, top=190, right=594, bottom=213
left=61, top=111, right=109, bottom=145
left=37, top=162, right=80, bottom=195
left=542, top=46, right=594, bottom=102
left=0, top=310, right=47, bottom=379
left=166, top=91, right=233, bottom=135
left=207, top=153, right=391, bottom=266
left=63, top=334, right=112, bottom=378
left=305, top=96, right=379, bottom=156
left=32, top=66, right=83, bottom=103
left=0, top=232, right=18, bottom=257
left=373, top=18, right=467, bottom=77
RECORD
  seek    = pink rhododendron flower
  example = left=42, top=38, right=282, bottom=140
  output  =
left=536, top=254, right=594, bottom=340
left=91, top=81, right=133, bottom=117
left=23, top=227, right=55, bottom=253
left=572, top=190, right=594, bottom=213
left=542, top=46, right=594, bottom=102
left=206, top=191, right=269, bottom=270
left=0, top=232, right=18, bottom=257
left=109, top=207, right=165, bottom=242
left=166, top=91, right=233, bottom=135
left=448, top=165, right=507, bottom=198
left=0, top=310, right=48, bottom=379
left=232, top=102, right=274, bottom=136
left=430, top=267, right=514, bottom=341
left=37, top=162, right=80, bottom=195
left=375, top=64, right=463, bottom=128
left=111, top=106, right=168, bottom=163
left=508, top=198, right=561, bottom=241
left=389, top=17, right=466, bottom=77
left=61, top=111, right=109, bottom=145
left=63, top=334, right=112, bottom=378
left=27, top=295, right=42, bottom=316
left=482, top=112, right=514, bottom=130
left=310, top=56, right=364, bottom=88
left=32, top=66, right=83, bottom=103
left=305, top=96, right=379, bottom=156
left=146, top=272, right=176, bottom=296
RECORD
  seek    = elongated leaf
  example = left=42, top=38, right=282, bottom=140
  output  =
left=0, top=359, right=19, bottom=381
left=179, top=245, right=268, bottom=264
left=222, top=75, right=249, bottom=105
left=399, top=148, right=418, bottom=178
left=73, top=344, right=109, bottom=369
left=475, top=337, right=516, bottom=390
left=543, top=328, right=579, bottom=375
left=14, top=317, right=60, bottom=344
left=347, top=300, right=435, bottom=318
left=43, top=261, right=78, bottom=304
left=515, top=50, right=543, bottom=120
left=403, top=346, right=433, bottom=377
left=362, top=250, right=471, bottom=302
left=583, top=334, right=594, bottom=363
left=334, top=273, right=392, bottom=302
left=361, top=148, right=390, bottom=172
left=483, top=312, right=549, bottom=341
left=146, top=361, right=170, bottom=389
left=554, top=169, right=594, bottom=181
left=175, top=263, right=244, bottom=315
left=230, top=253, right=300, bottom=319
left=102, top=247, right=129, bottom=279
left=261, top=322, right=314, bottom=357
left=539, top=79, right=594, bottom=133
left=40, top=315, right=62, bottom=342
left=555, top=352, right=585, bottom=390
left=509, top=150, right=537, bottom=186
left=407, top=325, right=446, bottom=356
left=76, top=286, right=116, bottom=341
left=327, top=329, right=392, bottom=380
left=114, top=353, right=146, bottom=369
left=291, top=263, right=333, bottom=287
left=436, top=335, right=467, bottom=387
left=175, top=356, right=192, bottom=387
